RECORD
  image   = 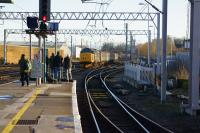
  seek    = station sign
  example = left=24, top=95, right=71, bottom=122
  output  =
left=48, top=22, right=59, bottom=31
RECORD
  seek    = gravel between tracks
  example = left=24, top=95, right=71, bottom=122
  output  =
left=107, top=72, right=200, bottom=133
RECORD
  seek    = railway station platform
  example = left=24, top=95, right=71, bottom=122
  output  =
left=0, top=80, right=82, bottom=133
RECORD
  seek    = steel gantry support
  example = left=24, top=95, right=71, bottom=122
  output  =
left=186, top=0, right=200, bottom=115
left=0, top=12, right=157, bottom=21
left=1, top=11, right=158, bottom=64
left=156, top=13, right=161, bottom=76
left=161, top=0, right=168, bottom=103
left=5, top=29, right=148, bottom=36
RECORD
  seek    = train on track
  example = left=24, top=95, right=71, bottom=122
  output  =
left=80, top=47, right=119, bottom=68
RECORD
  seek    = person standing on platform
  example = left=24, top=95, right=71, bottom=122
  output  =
left=54, top=52, right=62, bottom=82
left=18, top=54, right=31, bottom=86
left=63, top=55, right=73, bottom=82
left=49, top=53, right=55, bottom=79
left=46, top=56, right=49, bottom=74
left=25, top=59, right=32, bottom=86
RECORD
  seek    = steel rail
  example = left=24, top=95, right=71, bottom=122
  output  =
left=87, top=93, right=124, bottom=133
left=84, top=69, right=101, bottom=133
left=85, top=67, right=123, bottom=133
left=100, top=69, right=151, bottom=133
left=103, top=70, right=174, bottom=133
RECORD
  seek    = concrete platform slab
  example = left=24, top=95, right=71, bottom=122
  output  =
left=0, top=81, right=82, bottom=133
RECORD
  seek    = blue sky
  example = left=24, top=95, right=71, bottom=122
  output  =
left=0, top=0, right=188, bottom=47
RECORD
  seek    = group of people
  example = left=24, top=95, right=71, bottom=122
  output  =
left=48, top=52, right=73, bottom=82
left=18, top=52, right=72, bottom=86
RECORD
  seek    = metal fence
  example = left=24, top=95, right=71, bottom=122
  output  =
left=124, top=63, right=155, bottom=85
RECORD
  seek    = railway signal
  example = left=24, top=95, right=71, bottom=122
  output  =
left=39, top=0, right=51, bottom=22
left=42, top=15, right=47, bottom=22
left=27, top=17, right=38, bottom=30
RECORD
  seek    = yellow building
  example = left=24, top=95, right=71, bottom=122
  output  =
left=0, top=43, right=68, bottom=64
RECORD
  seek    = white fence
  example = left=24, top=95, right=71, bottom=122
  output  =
left=124, top=63, right=155, bottom=85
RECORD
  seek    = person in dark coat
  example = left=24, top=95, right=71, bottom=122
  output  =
left=49, top=53, right=55, bottom=78
left=46, top=56, right=49, bottom=77
left=18, top=54, right=30, bottom=86
left=54, top=52, right=62, bottom=81
left=63, top=55, right=72, bottom=82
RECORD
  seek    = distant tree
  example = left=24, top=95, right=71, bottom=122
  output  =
left=137, top=36, right=179, bottom=59
left=114, top=43, right=126, bottom=52
left=0, top=58, right=3, bottom=64
left=174, top=38, right=184, bottom=48
left=101, top=42, right=114, bottom=51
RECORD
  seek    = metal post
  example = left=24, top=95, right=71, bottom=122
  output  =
left=71, top=35, right=73, bottom=57
left=133, top=39, right=136, bottom=56
left=38, top=36, right=42, bottom=85
left=86, top=40, right=88, bottom=48
left=147, top=4, right=151, bottom=65
left=161, top=0, right=168, bottom=103
left=148, top=30, right=151, bottom=65
left=55, top=32, right=57, bottom=54
left=43, top=37, right=46, bottom=83
left=81, top=38, right=83, bottom=48
left=125, top=23, right=128, bottom=61
left=3, top=29, right=7, bottom=65
left=138, top=45, right=140, bottom=58
left=157, top=13, right=161, bottom=74
left=171, top=38, right=173, bottom=58
left=29, top=34, right=32, bottom=60
left=130, top=33, right=133, bottom=61
left=187, top=0, right=200, bottom=115
left=134, top=39, right=136, bottom=61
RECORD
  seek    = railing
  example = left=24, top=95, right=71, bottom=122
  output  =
left=124, top=63, right=155, bottom=85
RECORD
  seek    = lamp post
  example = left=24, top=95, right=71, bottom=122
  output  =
left=161, top=0, right=168, bottom=103
left=71, top=35, right=73, bottom=57
left=147, top=3, right=151, bottom=65
left=139, top=2, right=151, bottom=65
left=139, top=0, right=167, bottom=103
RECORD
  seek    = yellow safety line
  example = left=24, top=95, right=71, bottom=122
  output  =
left=1, top=88, right=43, bottom=133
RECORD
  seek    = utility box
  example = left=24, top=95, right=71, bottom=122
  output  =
left=48, top=22, right=59, bottom=31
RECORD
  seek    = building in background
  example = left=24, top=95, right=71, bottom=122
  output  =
left=72, top=46, right=82, bottom=58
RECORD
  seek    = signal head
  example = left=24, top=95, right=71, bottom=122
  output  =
left=42, top=15, right=47, bottom=22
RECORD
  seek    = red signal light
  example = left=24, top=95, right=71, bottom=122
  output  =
left=42, top=16, right=47, bottom=22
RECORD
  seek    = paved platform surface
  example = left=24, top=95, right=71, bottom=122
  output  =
left=0, top=80, right=82, bottom=133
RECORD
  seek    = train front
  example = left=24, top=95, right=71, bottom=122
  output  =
left=80, top=48, right=95, bottom=68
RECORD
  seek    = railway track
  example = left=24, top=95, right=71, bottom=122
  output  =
left=0, top=65, right=19, bottom=84
left=84, top=66, right=173, bottom=133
